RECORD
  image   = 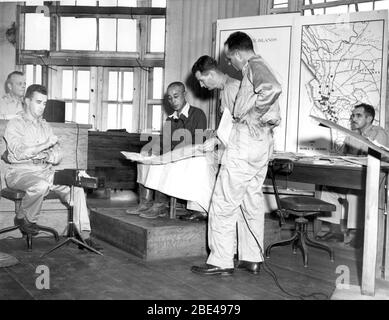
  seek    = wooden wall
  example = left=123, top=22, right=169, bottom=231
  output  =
left=87, top=131, right=152, bottom=190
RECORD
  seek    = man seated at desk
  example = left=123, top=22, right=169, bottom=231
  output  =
left=3, top=84, right=101, bottom=251
left=127, top=81, right=207, bottom=219
left=0, top=71, right=26, bottom=120
left=318, top=103, right=389, bottom=247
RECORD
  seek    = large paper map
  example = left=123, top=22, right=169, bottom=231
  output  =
left=297, top=12, right=387, bottom=154
left=216, top=11, right=387, bottom=154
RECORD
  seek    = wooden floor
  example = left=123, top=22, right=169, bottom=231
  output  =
left=0, top=190, right=363, bottom=300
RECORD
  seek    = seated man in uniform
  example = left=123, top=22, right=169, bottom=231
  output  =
left=3, top=84, right=101, bottom=251
left=0, top=71, right=26, bottom=120
left=319, top=103, right=389, bottom=247
left=127, top=81, right=207, bottom=219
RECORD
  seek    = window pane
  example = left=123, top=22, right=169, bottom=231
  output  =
left=151, top=105, right=161, bottom=132
left=152, top=0, right=166, bottom=7
left=75, top=103, right=89, bottom=124
left=118, top=0, right=136, bottom=6
left=26, top=0, right=44, bottom=5
left=150, top=18, right=165, bottom=52
left=76, top=0, right=97, bottom=5
left=122, top=72, right=134, bottom=101
left=152, top=68, right=163, bottom=99
left=36, top=65, right=42, bottom=84
left=122, top=104, right=132, bottom=132
left=107, top=103, right=118, bottom=129
left=99, top=19, right=117, bottom=51
left=76, top=70, right=90, bottom=100
left=117, top=19, right=137, bottom=52
left=108, top=71, right=118, bottom=100
left=24, top=14, right=50, bottom=50
left=99, top=0, right=118, bottom=6
left=273, top=0, right=288, bottom=8
left=61, top=17, right=97, bottom=50
left=62, top=70, right=73, bottom=99
left=25, top=65, right=34, bottom=88
left=60, top=0, right=76, bottom=4
left=325, top=5, right=348, bottom=14
left=357, top=2, right=374, bottom=11
left=349, top=4, right=357, bottom=12
left=375, top=0, right=389, bottom=10
left=65, top=102, right=73, bottom=122
left=314, top=8, right=325, bottom=15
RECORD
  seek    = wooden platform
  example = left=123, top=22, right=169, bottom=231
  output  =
left=90, top=207, right=281, bottom=260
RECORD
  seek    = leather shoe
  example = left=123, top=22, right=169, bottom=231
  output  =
left=14, top=217, right=39, bottom=235
left=236, top=260, right=261, bottom=274
left=180, top=211, right=207, bottom=222
left=79, top=238, right=103, bottom=252
left=315, top=231, right=344, bottom=243
left=191, top=264, right=234, bottom=276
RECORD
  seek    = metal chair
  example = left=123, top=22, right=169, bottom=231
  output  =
left=265, top=159, right=336, bottom=267
left=0, top=188, right=59, bottom=251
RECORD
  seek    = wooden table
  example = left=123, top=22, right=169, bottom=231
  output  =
left=277, top=159, right=389, bottom=296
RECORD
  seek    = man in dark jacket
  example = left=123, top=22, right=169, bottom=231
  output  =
left=127, top=81, right=207, bottom=219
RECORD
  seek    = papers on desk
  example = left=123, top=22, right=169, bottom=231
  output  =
left=272, top=151, right=367, bottom=166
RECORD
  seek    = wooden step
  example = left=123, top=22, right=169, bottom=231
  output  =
left=90, top=207, right=281, bottom=260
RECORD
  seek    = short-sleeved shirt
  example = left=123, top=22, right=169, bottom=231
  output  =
left=233, top=54, right=282, bottom=136
left=0, top=93, right=24, bottom=120
left=4, top=112, right=60, bottom=167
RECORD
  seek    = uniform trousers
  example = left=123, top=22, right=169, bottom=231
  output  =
left=5, top=165, right=91, bottom=233
left=207, top=124, right=274, bottom=269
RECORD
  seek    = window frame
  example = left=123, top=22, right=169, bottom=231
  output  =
left=17, top=1, right=166, bottom=133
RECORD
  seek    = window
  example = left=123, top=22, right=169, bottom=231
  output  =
left=25, top=64, right=42, bottom=87
left=104, top=69, right=134, bottom=132
left=299, top=0, right=389, bottom=15
left=19, top=1, right=166, bottom=132
left=24, top=13, right=50, bottom=50
left=61, top=68, right=91, bottom=124
left=147, top=67, right=164, bottom=132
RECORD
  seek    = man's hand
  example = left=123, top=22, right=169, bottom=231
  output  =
left=47, top=136, right=58, bottom=148
left=201, top=137, right=221, bottom=152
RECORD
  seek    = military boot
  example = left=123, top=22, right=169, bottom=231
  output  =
left=126, top=184, right=154, bottom=215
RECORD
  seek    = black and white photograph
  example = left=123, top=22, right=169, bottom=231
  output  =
left=1, top=0, right=389, bottom=307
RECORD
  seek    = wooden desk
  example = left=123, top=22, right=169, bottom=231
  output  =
left=276, top=159, right=389, bottom=296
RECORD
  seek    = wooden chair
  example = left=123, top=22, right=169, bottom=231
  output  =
left=265, top=159, right=336, bottom=267
left=0, top=188, right=59, bottom=251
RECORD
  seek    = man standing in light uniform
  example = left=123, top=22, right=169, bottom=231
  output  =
left=191, top=32, right=282, bottom=275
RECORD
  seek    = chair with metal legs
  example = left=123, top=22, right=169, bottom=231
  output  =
left=265, top=159, right=336, bottom=267
left=0, top=188, right=59, bottom=251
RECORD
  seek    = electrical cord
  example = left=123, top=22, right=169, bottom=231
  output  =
left=239, top=204, right=330, bottom=300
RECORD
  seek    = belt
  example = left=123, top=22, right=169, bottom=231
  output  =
left=32, top=159, right=48, bottom=165
left=10, top=159, right=48, bottom=166
left=232, top=117, right=273, bottom=128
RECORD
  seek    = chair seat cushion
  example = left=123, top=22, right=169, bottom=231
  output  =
left=1, top=188, right=26, bottom=200
left=281, top=196, right=336, bottom=212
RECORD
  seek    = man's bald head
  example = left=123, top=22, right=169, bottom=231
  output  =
left=5, top=71, right=26, bottom=98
